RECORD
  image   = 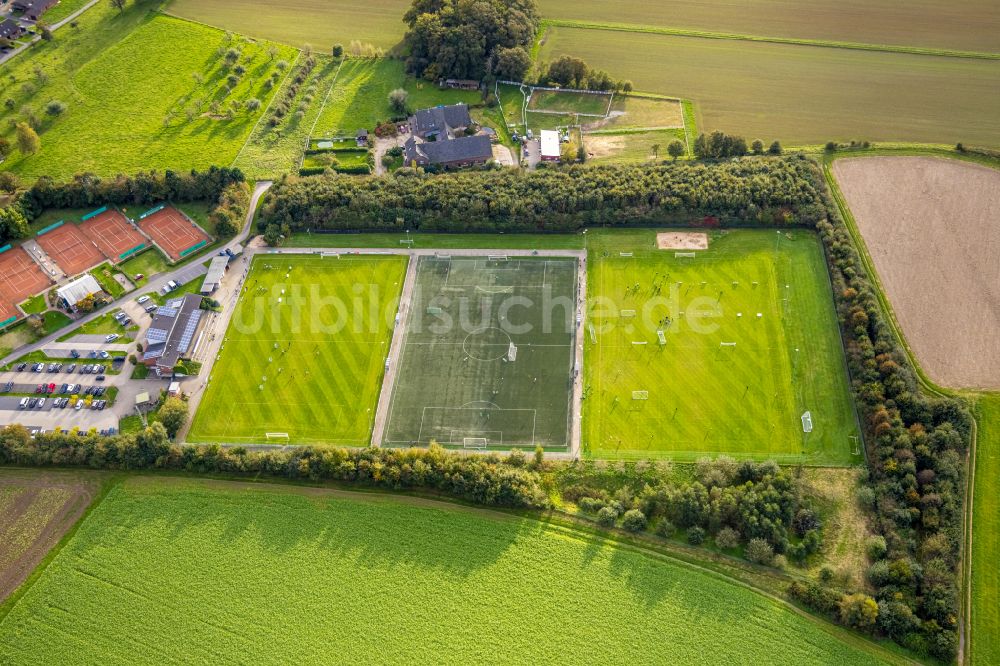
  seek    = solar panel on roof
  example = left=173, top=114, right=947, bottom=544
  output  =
left=177, top=310, right=203, bottom=353
left=155, top=306, right=178, bottom=318
left=146, top=328, right=168, bottom=344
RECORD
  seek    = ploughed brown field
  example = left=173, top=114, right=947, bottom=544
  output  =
left=833, top=156, right=1000, bottom=389
left=0, top=469, right=102, bottom=600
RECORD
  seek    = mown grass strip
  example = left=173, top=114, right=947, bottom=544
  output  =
left=542, top=19, right=1000, bottom=60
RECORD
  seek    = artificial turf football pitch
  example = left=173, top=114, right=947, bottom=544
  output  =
left=187, top=255, right=406, bottom=445
left=583, top=230, right=859, bottom=463
left=383, top=256, right=579, bottom=450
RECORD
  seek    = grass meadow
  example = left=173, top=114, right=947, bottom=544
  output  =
left=971, top=394, right=1000, bottom=666
left=584, top=129, right=687, bottom=163
left=538, top=26, right=1000, bottom=147
left=312, top=59, right=481, bottom=137
left=0, top=476, right=895, bottom=664
left=383, top=257, right=578, bottom=450
left=583, top=230, right=858, bottom=463
left=188, top=255, right=405, bottom=445
left=528, top=89, right=611, bottom=115
left=0, top=4, right=295, bottom=179
left=604, top=95, right=684, bottom=129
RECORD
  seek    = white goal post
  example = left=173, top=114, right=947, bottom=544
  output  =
left=674, top=252, right=696, bottom=258
left=463, top=437, right=488, bottom=449
left=265, top=432, right=290, bottom=442
left=487, top=255, right=509, bottom=261
left=620, top=309, right=636, bottom=318
left=619, top=252, right=633, bottom=258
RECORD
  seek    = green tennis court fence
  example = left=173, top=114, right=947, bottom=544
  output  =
left=0, top=316, right=18, bottom=329
left=0, top=244, right=10, bottom=255
left=36, top=220, right=64, bottom=236
left=139, top=203, right=166, bottom=220
left=179, top=239, right=208, bottom=257
left=81, top=206, right=108, bottom=221
left=119, top=243, right=146, bottom=260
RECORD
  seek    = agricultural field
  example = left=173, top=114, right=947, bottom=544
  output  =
left=583, top=129, right=687, bottom=163
left=0, top=476, right=896, bottom=663
left=0, top=4, right=296, bottom=179
left=383, top=256, right=578, bottom=450
left=537, top=26, right=1000, bottom=146
left=0, top=468, right=101, bottom=602
left=311, top=59, right=481, bottom=137
left=233, top=54, right=343, bottom=179
left=583, top=230, right=858, bottom=462
left=188, top=254, right=406, bottom=445
left=832, top=157, right=1000, bottom=389
left=971, top=394, right=1000, bottom=666
left=536, top=0, right=1000, bottom=52
left=165, top=0, right=409, bottom=50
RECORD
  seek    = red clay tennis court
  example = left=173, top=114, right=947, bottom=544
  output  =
left=36, top=223, right=104, bottom=276
left=80, top=210, right=148, bottom=263
left=138, top=206, right=210, bottom=262
left=0, top=247, right=51, bottom=324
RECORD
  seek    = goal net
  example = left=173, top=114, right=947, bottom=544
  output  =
left=619, top=252, right=633, bottom=258
left=487, top=255, right=509, bottom=261
left=801, top=411, right=813, bottom=433
left=674, top=252, right=696, bottom=258
left=463, top=437, right=488, bottom=449
left=507, top=342, right=517, bottom=362
left=265, top=432, right=290, bottom=442
left=657, top=330, right=666, bottom=345
left=632, top=391, right=649, bottom=400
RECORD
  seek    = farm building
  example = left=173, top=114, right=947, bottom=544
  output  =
left=142, top=293, right=205, bottom=375
left=0, top=18, right=25, bottom=41
left=55, top=274, right=103, bottom=312
left=409, top=104, right=473, bottom=140
left=443, top=79, right=480, bottom=91
left=403, top=135, right=492, bottom=168
left=540, top=130, right=561, bottom=161
left=200, top=255, right=230, bottom=294
left=12, top=0, right=56, bottom=21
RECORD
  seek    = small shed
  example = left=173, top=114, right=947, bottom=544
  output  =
left=540, top=130, right=561, bottom=161
left=56, top=274, right=103, bottom=311
left=135, top=391, right=151, bottom=407
left=167, top=381, right=181, bottom=397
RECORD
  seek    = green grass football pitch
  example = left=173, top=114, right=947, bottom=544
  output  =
left=583, top=230, right=859, bottom=463
left=188, top=255, right=406, bottom=445
left=383, top=256, right=579, bottom=450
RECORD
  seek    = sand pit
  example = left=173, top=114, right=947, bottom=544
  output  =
left=657, top=232, right=709, bottom=250
left=833, top=156, right=1000, bottom=389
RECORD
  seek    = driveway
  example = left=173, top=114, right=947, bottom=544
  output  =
left=373, top=135, right=405, bottom=175
left=523, top=139, right=541, bottom=168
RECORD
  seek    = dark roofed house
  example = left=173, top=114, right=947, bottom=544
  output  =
left=142, top=294, right=206, bottom=375
left=13, top=0, right=57, bottom=21
left=0, top=18, right=25, bottom=41
left=409, top=104, right=473, bottom=140
left=404, top=134, right=492, bottom=169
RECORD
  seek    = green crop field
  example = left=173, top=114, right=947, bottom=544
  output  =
left=583, top=230, right=858, bottom=463
left=166, top=0, right=409, bottom=50
left=383, top=256, right=578, bottom=450
left=538, top=26, right=1000, bottom=147
left=0, top=475, right=896, bottom=663
left=971, top=394, right=1000, bottom=666
left=311, top=59, right=481, bottom=136
left=0, top=4, right=296, bottom=180
left=188, top=255, right=405, bottom=445
left=537, top=0, right=1000, bottom=53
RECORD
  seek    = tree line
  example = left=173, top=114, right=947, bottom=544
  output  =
left=0, top=166, right=247, bottom=245
left=260, top=157, right=828, bottom=235
left=797, top=161, right=970, bottom=662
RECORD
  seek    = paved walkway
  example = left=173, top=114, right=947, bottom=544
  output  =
left=369, top=254, right=416, bottom=446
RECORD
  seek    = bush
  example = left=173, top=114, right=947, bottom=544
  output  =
left=715, top=527, right=740, bottom=549
left=656, top=520, right=675, bottom=538
left=620, top=509, right=647, bottom=532
left=865, top=535, right=887, bottom=560
left=838, top=593, right=879, bottom=629
left=577, top=496, right=605, bottom=514
left=686, top=526, right=705, bottom=545
left=45, top=100, right=67, bottom=116
left=596, top=506, right=617, bottom=527
left=745, top=538, right=774, bottom=565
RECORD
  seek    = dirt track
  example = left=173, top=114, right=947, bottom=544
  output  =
left=833, top=156, right=1000, bottom=389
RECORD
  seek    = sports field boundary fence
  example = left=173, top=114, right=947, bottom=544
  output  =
left=35, top=221, right=64, bottom=236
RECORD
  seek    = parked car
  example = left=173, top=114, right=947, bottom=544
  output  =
left=47, top=363, right=58, bottom=372
left=99, top=351, right=110, bottom=359
left=95, top=375, right=106, bottom=382
left=66, top=364, right=76, bottom=373
left=35, top=384, right=44, bottom=393
left=70, top=350, right=80, bottom=359
left=137, top=295, right=150, bottom=304
left=28, top=398, right=38, bottom=408
left=3, top=381, right=12, bottom=392
left=33, top=363, right=44, bottom=372
left=37, top=398, right=45, bottom=409
left=47, top=383, right=56, bottom=393
left=105, top=334, right=120, bottom=343
left=134, top=273, right=145, bottom=281
left=74, top=400, right=83, bottom=411
left=145, top=305, right=158, bottom=313
left=18, top=398, right=28, bottom=409
left=121, top=317, right=132, bottom=326
left=16, top=362, right=27, bottom=371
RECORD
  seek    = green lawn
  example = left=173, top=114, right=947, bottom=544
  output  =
left=0, top=4, right=296, bottom=179
left=528, top=88, right=611, bottom=115
left=88, top=264, right=127, bottom=299
left=42, top=0, right=94, bottom=23
left=58, top=310, right=136, bottom=341
left=383, top=256, right=577, bottom=449
left=0, top=475, right=896, bottom=664
left=188, top=254, right=406, bottom=445
left=971, top=394, right=1000, bottom=666
left=233, top=54, right=345, bottom=179
left=584, top=229, right=858, bottom=463
left=117, top=248, right=170, bottom=284
left=18, top=294, right=48, bottom=315
left=605, top=95, right=684, bottom=129
left=312, top=58, right=481, bottom=136
left=538, top=26, right=1000, bottom=146
left=584, top=128, right=687, bottom=163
